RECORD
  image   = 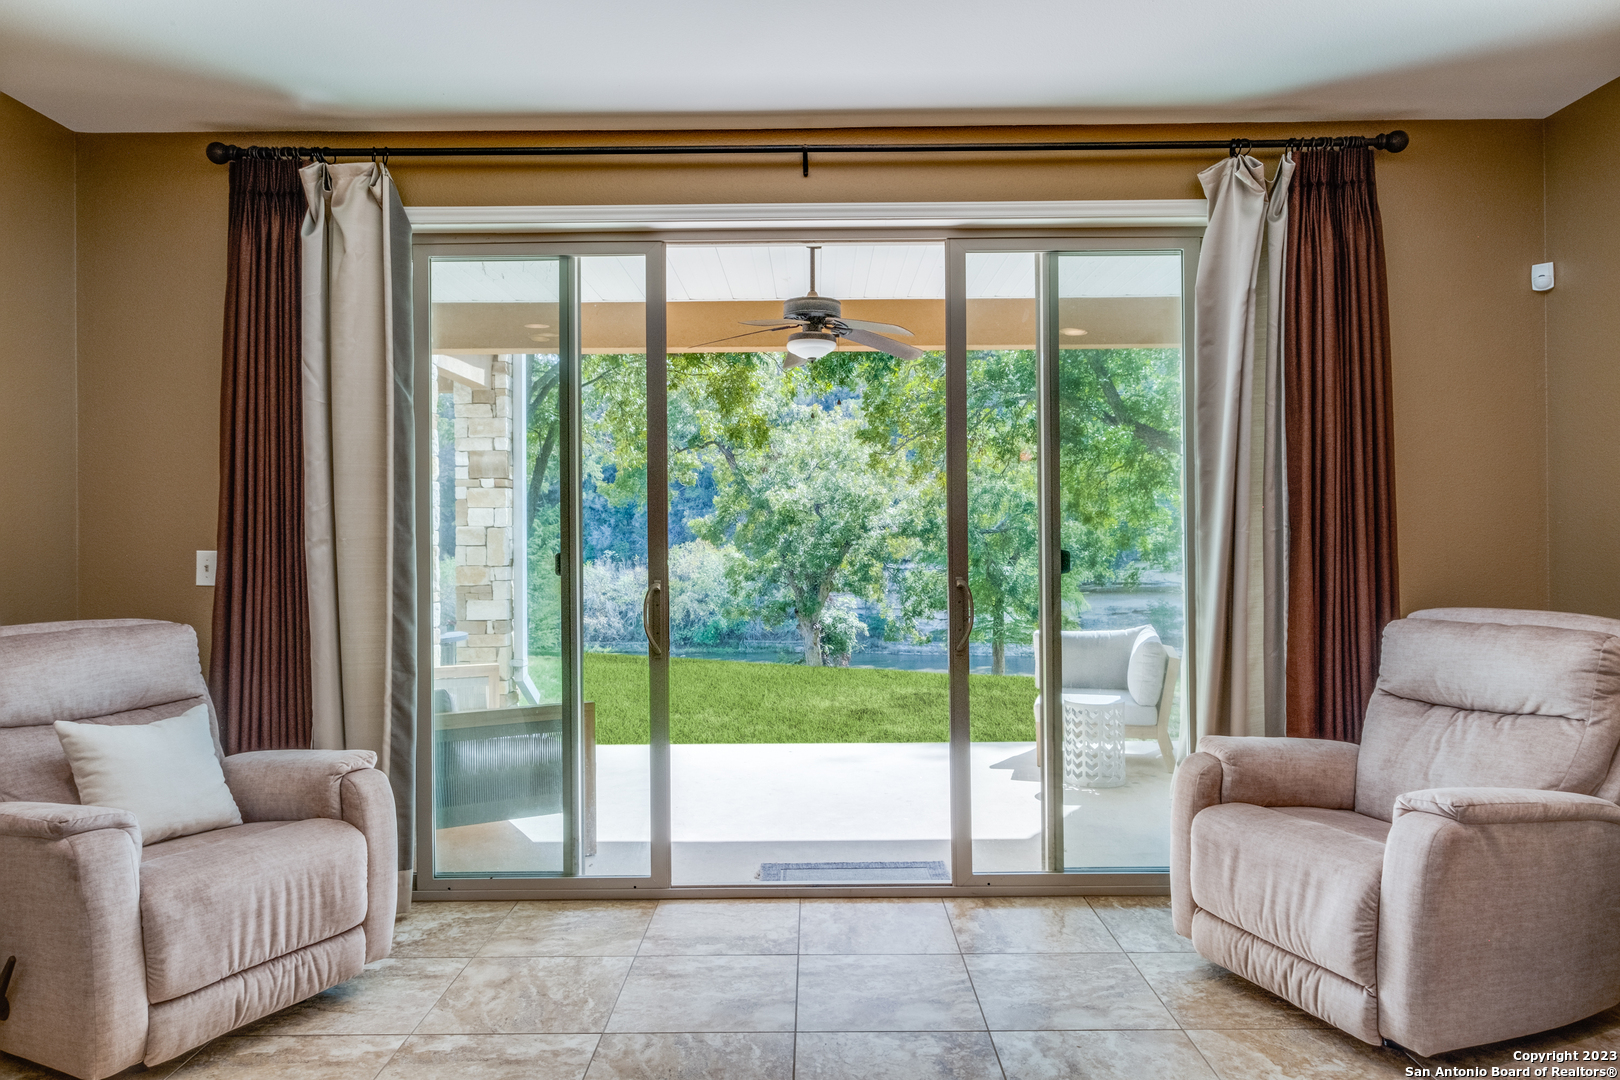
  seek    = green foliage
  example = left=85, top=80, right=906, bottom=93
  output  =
left=667, top=539, right=750, bottom=646
left=576, top=652, right=1038, bottom=745
left=816, top=595, right=870, bottom=662
left=676, top=359, right=927, bottom=665
left=518, top=341, right=1181, bottom=671
left=1056, top=347, right=1184, bottom=583
left=860, top=345, right=1182, bottom=667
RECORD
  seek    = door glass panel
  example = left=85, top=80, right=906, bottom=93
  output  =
left=578, top=254, right=651, bottom=876
left=964, top=251, right=1045, bottom=875
left=429, top=258, right=568, bottom=875
left=1054, top=251, right=1185, bottom=871
left=663, top=242, right=950, bottom=886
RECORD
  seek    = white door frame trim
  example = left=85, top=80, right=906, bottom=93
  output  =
left=405, top=199, right=1208, bottom=234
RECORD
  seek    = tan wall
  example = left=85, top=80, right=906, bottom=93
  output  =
left=0, top=94, right=78, bottom=625
left=70, top=118, right=1552, bottom=662
left=1545, top=80, right=1620, bottom=619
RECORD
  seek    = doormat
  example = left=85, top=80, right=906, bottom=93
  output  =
left=757, top=860, right=950, bottom=883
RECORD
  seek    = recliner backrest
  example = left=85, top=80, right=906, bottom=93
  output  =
left=1356, top=611, right=1620, bottom=820
left=0, top=619, right=216, bottom=805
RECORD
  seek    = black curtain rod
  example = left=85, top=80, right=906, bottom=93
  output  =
left=206, top=130, right=1409, bottom=174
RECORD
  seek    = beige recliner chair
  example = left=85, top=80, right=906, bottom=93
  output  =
left=0, top=620, right=397, bottom=1080
left=1172, top=608, right=1620, bottom=1056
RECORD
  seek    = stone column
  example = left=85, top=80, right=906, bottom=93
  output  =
left=451, top=357, right=517, bottom=705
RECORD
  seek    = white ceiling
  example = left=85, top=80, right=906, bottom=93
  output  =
left=430, top=246, right=1183, bottom=303
left=2, top=0, right=1620, bottom=131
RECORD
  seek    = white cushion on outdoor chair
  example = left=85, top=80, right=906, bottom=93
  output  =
left=1127, top=627, right=1169, bottom=707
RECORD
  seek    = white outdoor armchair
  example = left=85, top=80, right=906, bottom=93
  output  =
left=1032, top=626, right=1181, bottom=780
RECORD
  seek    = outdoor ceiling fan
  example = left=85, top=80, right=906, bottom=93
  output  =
left=698, top=246, right=924, bottom=364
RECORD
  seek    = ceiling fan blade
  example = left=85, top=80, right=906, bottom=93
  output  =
left=838, top=326, right=925, bottom=360
left=739, top=318, right=803, bottom=326
left=836, top=318, right=914, bottom=337
left=681, top=326, right=795, bottom=349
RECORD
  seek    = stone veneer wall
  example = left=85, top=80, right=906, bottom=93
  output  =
left=446, top=355, right=518, bottom=706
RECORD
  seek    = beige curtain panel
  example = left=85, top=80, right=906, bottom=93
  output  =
left=1261, top=153, right=1295, bottom=737
left=299, top=161, right=416, bottom=873
left=1190, top=153, right=1294, bottom=749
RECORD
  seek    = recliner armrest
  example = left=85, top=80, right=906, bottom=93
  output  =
left=0, top=804, right=148, bottom=1077
left=0, top=800, right=140, bottom=844
left=1394, top=787, right=1620, bottom=826
left=223, top=749, right=379, bottom=822
left=1198, top=735, right=1358, bottom=809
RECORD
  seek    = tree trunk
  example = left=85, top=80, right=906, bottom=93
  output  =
left=799, top=616, right=822, bottom=666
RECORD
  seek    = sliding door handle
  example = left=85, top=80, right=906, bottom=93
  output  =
left=642, top=579, right=664, bottom=658
left=954, top=577, right=975, bottom=654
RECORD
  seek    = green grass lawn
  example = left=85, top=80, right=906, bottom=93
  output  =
left=571, top=652, right=1037, bottom=745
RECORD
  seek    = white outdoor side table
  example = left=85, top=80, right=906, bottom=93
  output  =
left=1060, top=700, right=1127, bottom=789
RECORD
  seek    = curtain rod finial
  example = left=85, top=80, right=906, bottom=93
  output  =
left=206, top=142, right=238, bottom=164
left=1378, top=130, right=1410, bottom=153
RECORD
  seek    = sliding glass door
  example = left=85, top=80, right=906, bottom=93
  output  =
left=416, top=242, right=667, bottom=888
left=949, top=239, right=1195, bottom=882
left=415, top=231, right=1194, bottom=895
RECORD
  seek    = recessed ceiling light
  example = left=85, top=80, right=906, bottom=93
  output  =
left=530, top=334, right=555, bottom=341
left=1061, top=327, right=1088, bottom=337
left=523, top=323, right=551, bottom=329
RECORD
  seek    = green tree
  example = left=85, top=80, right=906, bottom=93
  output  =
left=687, top=393, right=921, bottom=665
left=1055, top=347, right=1183, bottom=583
left=861, top=346, right=1181, bottom=673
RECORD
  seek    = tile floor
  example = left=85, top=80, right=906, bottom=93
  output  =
left=4, top=896, right=1618, bottom=1080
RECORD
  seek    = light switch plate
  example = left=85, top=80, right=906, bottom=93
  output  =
left=196, top=550, right=217, bottom=586
left=1532, top=262, right=1555, bottom=292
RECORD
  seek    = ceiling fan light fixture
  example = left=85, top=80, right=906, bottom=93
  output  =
left=785, top=330, right=837, bottom=364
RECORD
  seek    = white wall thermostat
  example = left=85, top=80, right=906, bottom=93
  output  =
left=1532, top=262, right=1555, bottom=292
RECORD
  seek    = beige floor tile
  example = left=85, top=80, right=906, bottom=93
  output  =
left=1086, top=896, right=1196, bottom=952
left=391, top=902, right=516, bottom=958
left=1416, top=1003, right=1620, bottom=1069
left=377, top=1034, right=598, bottom=1080
left=479, top=901, right=657, bottom=957
left=417, top=957, right=632, bottom=1034
left=993, top=1030, right=1218, bottom=1080
left=584, top=1033, right=793, bottom=1080
left=798, top=899, right=960, bottom=955
left=605, top=956, right=798, bottom=1033
left=171, top=1035, right=406, bottom=1079
left=1185, top=1027, right=1413, bottom=1080
left=794, top=1032, right=1002, bottom=1080
left=965, top=953, right=1175, bottom=1030
left=945, top=898, right=1121, bottom=953
left=636, top=900, right=799, bottom=955
left=796, top=955, right=986, bottom=1032
left=241, top=958, right=468, bottom=1036
left=1129, top=953, right=1324, bottom=1029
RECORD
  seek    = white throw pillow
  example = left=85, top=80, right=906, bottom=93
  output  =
left=1126, top=628, right=1169, bottom=707
left=54, top=705, right=242, bottom=845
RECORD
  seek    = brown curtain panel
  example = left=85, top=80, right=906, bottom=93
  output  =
left=1283, top=147, right=1400, bottom=742
left=209, top=155, right=313, bottom=753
